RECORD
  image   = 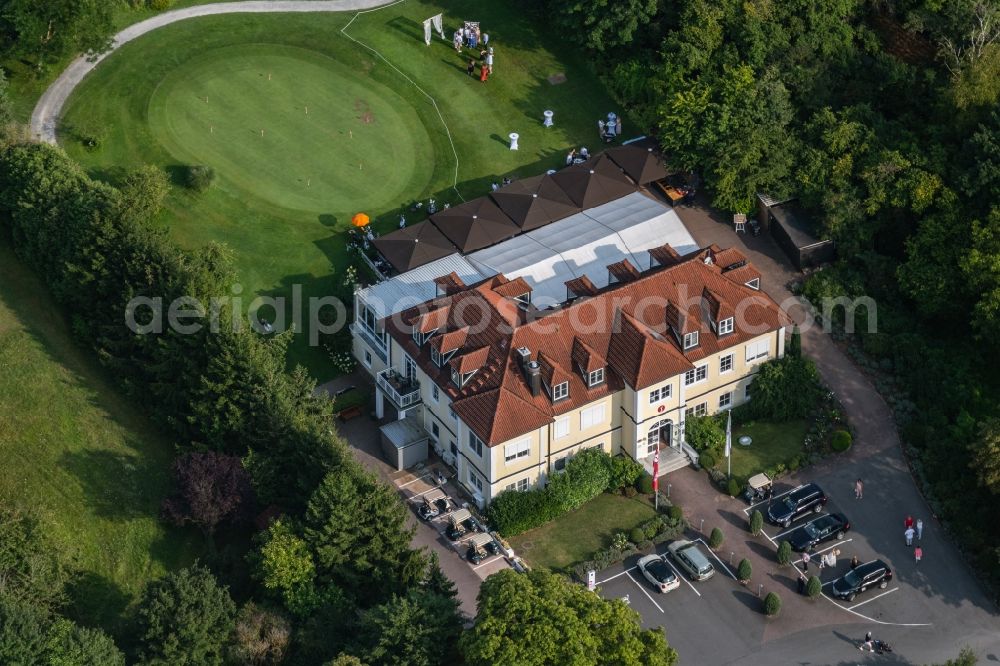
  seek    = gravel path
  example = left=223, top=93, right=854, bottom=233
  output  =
left=30, top=0, right=395, bottom=143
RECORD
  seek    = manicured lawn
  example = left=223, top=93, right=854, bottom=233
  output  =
left=58, top=2, right=626, bottom=379
left=722, top=420, right=810, bottom=480
left=0, top=240, right=202, bottom=633
left=508, top=493, right=657, bottom=571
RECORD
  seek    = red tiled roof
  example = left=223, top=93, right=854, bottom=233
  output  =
left=434, top=272, right=466, bottom=295
left=565, top=275, right=598, bottom=299
left=415, top=307, right=449, bottom=333
left=608, top=258, right=640, bottom=284
left=384, top=246, right=787, bottom=444
left=492, top=276, right=533, bottom=300
left=430, top=326, right=468, bottom=354
left=649, top=243, right=682, bottom=267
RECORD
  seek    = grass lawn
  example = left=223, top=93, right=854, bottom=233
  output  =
left=0, top=239, right=202, bottom=633
left=58, top=2, right=626, bottom=379
left=722, top=419, right=810, bottom=480
left=508, top=493, right=657, bottom=571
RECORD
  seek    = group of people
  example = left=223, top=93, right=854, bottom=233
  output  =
left=599, top=111, right=622, bottom=142
left=489, top=176, right=514, bottom=192
left=565, top=147, right=590, bottom=165
left=859, top=480, right=927, bottom=563
left=858, top=631, right=892, bottom=654
left=466, top=47, right=495, bottom=82
left=455, top=23, right=495, bottom=83
left=454, top=24, right=487, bottom=51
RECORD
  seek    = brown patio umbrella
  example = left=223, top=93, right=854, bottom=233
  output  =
left=549, top=153, right=635, bottom=209
left=490, top=175, right=581, bottom=231
left=429, top=197, right=520, bottom=253
left=373, top=221, right=458, bottom=273
left=606, top=145, right=669, bottom=185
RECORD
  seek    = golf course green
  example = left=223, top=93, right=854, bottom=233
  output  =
left=60, top=4, right=626, bottom=378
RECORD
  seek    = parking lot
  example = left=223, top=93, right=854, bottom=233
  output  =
left=393, top=466, right=511, bottom=580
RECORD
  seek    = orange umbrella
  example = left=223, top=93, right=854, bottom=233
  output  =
left=352, top=213, right=370, bottom=227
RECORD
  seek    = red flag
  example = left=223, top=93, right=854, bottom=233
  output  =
left=652, top=450, right=659, bottom=492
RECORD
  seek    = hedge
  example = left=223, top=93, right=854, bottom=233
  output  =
left=737, top=558, right=752, bottom=582
left=776, top=541, right=792, bottom=566
left=488, top=449, right=634, bottom=536
left=573, top=515, right=686, bottom=580
left=806, top=576, right=822, bottom=598
left=764, top=592, right=782, bottom=616
left=708, top=527, right=724, bottom=549
left=831, top=430, right=853, bottom=452
left=749, top=510, right=763, bottom=536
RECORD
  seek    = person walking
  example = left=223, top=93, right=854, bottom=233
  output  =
left=801, top=551, right=811, bottom=572
left=855, top=478, right=864, bottom=499
left=453, top=29, right=463, bottom=52
left=905, top=526, right=915, bottom=546
left=598, top=119, right=605, bottom=138
left=615, top=116, right=622, bottom=137
left=915, top=546, right=923, bottom=563
left=479, top=62, right=489, bottom=83
left=467, top=59, right=476, bottom=77
left=483, top=31, right=489, bottom=46
left=904, top=515, right=914, bottom=530
left=850, top=555, right=860, bottom=569
left=486, top=47, right=494, bottom=73
left=916, top=518, right=924, bottom=541
left=797, top=576, right=805, bottom=595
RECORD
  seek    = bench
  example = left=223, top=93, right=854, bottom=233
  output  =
left=337, top=405, right=363, bottom=422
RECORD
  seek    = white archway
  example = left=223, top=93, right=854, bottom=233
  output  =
left=644, top=419, right=674, bottom=457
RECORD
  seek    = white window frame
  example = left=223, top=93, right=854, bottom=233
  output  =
left=718, top=317, right=734, bottom=335
left=506, top=478, right=530, bottom=492
left=745, top=278, right=760, bottom=290
left=449, top=406, right=458, bottom=421
left=504, top=438, right=531, bottom=463
left=580, top=403, right=606, bottom=430
left=719, top=392, right=732, bottom=409
left=684, top=364, right=708, bottom=386
left=588, top=368, right=605, bottom=387
left=468, top=468, right=483, bottom=492
left=745, top=339, right=770, bottom=363
left=553, top=416, right=570, bottom=439
left=649, top=384, right=673, bottom=403
left=685, top=402, right=708, bottom=417
left=552, top=381, right=569, bottom=401
left=363, top=350, right=372, bottom=368
left=430, top=347, right=442, bottom=367
left=431, top=384, right=440, bottom=402
left=553, top=457, right=568, bottom=472
left=683, top=331, right=699, bottom=350
left=468, top=431, right=484, bottom=457
left=719, top=353, right=734, bottom=374
left=431, top=422, right=440, bottom=440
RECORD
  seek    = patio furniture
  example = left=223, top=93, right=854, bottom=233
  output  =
left=734, top=213, right=747, bottom=233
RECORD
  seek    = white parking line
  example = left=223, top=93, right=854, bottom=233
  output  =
left=662, top=557, right=701, bottom=597
left=847, top=587, right=898, bottom=610
left=625, top=569, right=664, bottom=613
left=742, top=487, right=797, bottom=515
left=408, top=486, right=446, bottom=499
left=399, top=474, right=432, bottom=488
left=473, top=556, right=505, bottom=570
left=597, top=566, right=637, bottom=585
left=694, top=538, right=737, bottom=580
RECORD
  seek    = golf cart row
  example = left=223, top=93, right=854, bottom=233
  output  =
left=415, top=488, right=504, bottom=565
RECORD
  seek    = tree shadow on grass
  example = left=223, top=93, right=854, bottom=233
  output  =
left=64, top=571, right=133, bottom=637
left=385, top=15, right=423, bottom=42
left=59, top=447, right=165, bottom=521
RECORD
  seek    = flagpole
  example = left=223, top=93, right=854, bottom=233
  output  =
left=726, top=409, right=732, bottom=480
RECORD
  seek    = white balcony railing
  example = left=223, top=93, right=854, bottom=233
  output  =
left=376, top=369, right=421, bottom=409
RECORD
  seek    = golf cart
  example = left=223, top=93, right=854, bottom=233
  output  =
left=466, top=533, right=495, bottom=564
left=446, top=508, right=473, bottom=541
left=744, top=472, right=773, bottom=503
left=418, top=488, right=449, bottom=521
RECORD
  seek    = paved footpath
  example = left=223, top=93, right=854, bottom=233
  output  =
left=30, top=0, right=395, bottom=143
left=673, top=198, right=1000, bottom=664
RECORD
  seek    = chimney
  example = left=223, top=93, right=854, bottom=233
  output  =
left=516, top=346, right=541, bottom=396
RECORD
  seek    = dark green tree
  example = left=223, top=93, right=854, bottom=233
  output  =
left=0, top=0, right=113, bottom=66
left=0, top=506, right=71, bottom=611
left=355, top=589, right=463, bottom=666
left=544, top=0, right=660, bottom=52
left=460, top=569, right=677, bottom=666
left=135, top=565, right=236, bottom=666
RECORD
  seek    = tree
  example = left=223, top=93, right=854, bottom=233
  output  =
left=302, top=469, right=426, bottom=604
left=460, top=569, right=678, bottom=666
left=0, top=0, right=113, bottom=67
left=806, top=576, right=822, bottom=598
left=0, top=594, right=124, bottom=665
left=776, top=541, right=792, bottom=566
left=749, top=510, right=763, bottom=537
left=969, top=417, right=1000, bottom=495
left=709, top=527, right=725, bottom=549
left=161, top=451, right=255, bottom=535
left=764, top=591, right=782, bottom=616
left=743, top=356, right=823, bottom=422
left=45, top=618, right=125, bottom=665
left=228, top=602, right=290, bottom=666
left=136, top=565, right=236, bottom=666
left=423, top=552, right=458, bottom=601
left=737, top=558, right=752, bottom=583
left=355, top=590, right=463, bottom=666
left=544, top=0, right=660, bottom=52
left=929, top=646, right=979, bottom=665
left=0, top=506, right=71, bottom=611
left=0, top=70, right=13, bottom=130
left=685, top=415, right=725, bottom=458
left=117, top=165, right=169, bottom=222
left=788, top=326, right=801, bottom=358
left=961, top=208, right=1000, bottom=342
left=251, top=519, right=322, bottom=617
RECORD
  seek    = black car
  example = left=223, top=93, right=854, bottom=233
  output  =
left=831, top=559, right=893, bottom=602
left=787, top=513, right=850, bottom=552
left=767, top=483, right=828, bottom=527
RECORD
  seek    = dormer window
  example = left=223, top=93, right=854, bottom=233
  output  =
left=412, top=329, right=422, bottom=345
left=683, top=331, right=699, bottom=350
left=587, top=368, right=605, bottom=387
left=551, top=381, right=569, bottom=402
left=430, top=347, right=442, bottom=366
left=745, top=278, right=760, bottom=290
left=718, top=317, right=734, bottom=336
left=452, top=368, right=477, bottom=388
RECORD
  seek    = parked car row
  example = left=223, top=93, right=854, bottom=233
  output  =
left=636, top=539, right=717, bottom=595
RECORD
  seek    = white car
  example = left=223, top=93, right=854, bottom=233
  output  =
left=637, top=554, right=680, bottom=593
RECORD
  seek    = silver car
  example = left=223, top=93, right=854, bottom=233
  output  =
left=667, top=540, right=715, bottom=581
left=637, top=554, right=680, bottom=593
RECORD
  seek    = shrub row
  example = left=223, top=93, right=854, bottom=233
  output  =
left=572, top=513, right=687, bottom=581
left=487, top=450, right=643, bottom=536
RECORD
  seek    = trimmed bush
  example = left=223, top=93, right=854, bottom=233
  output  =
left=612, top=533, right=629, bottom=550
left=640, top=517, right=663, bottom=539
left=749, top=510, right=763, bottom=537
left=806, top=575, right=822, bottom=598
left=764, top=591, right=781, bottom=617
left=185, top=165, right=216, bottom=192
left=629, top=527, right=645, bottom=544
left=726, top=477, right=741, bottom=497
left=699, top=451, right=716, bottom=469
left=607, top=455, right=644, bottom=491
left=831, top=430, right=853, bottom=452
left=667, top=505, right=683, bottom=521
left=776, top=541, right=792, bottom=566
left=737, top=558, right=752, bottom=582
left=708, top=527, right=724, bottom=549
left=686, top=415, right=726, bottom=458
left=637, top=473, right=655, bottom=494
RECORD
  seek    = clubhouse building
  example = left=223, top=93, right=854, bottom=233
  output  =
left=350, top=147, right=789, bottom=507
